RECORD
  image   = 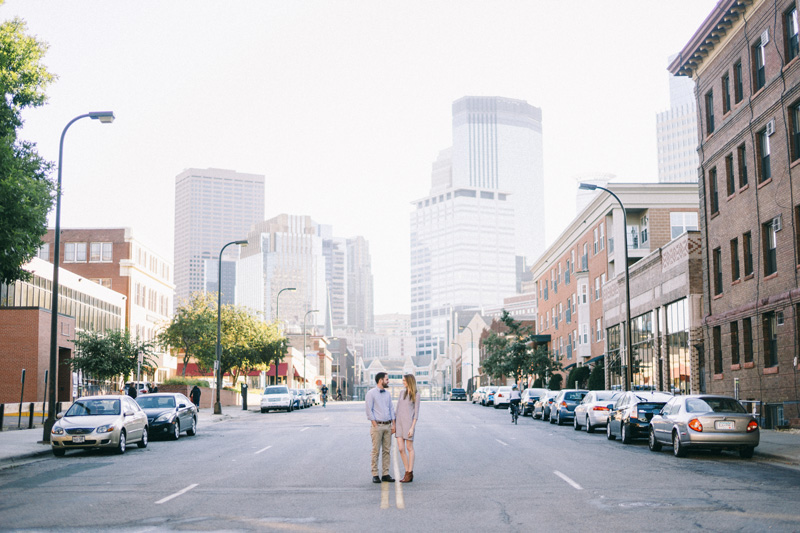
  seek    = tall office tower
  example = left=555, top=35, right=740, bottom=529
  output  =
left=346, top=236, right=374, bottom=333
left=410, top=96, right=541, bottom=358
left=322, top=236, right=348, bottom=329
left=657, top=57, right=699, bottom=183
left=236, top=214, right=328, bottom=330
left=173, top=168, right=265, bottom=309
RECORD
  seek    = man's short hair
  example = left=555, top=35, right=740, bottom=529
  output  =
left=375, top=372, right=387, bottom=384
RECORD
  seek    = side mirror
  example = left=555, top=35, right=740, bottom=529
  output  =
left=124, top=410, right=134, bottom=417
left=178, top=403, right=187, bottom=409
left=607, top=404, right=614, bottom=409
left=56, top=412, right=65, bottom=419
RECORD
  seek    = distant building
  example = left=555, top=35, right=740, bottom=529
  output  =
left=173, top=168, right=264, bottom=310
left=374, top=313, right=411, bottom=336
left=670, top=0, right=800, bottom=428
left=657, top=57, right=700, bottom=183
left=346, top=236, right=374, bottom=333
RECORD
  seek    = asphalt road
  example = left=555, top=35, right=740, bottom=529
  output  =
left=1, top=401, right=799, bottom=532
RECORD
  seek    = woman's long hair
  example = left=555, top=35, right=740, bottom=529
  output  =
left=403, top=374, right=417, bottom=403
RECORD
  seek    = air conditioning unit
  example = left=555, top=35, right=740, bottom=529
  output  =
left=773, top=214, right=782, bottom=232
left=761, top=28, right=769, bottom=45
left=766, top=119, right=775, bottom=136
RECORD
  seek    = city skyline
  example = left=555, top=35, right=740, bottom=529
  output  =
left=6, top=1, right=718, bottom=314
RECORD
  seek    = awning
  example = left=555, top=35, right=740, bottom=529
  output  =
left=265, top=363, right=301, bottom=378
left=587, top=355, right=605, bottom=364
left=564, top=363, right=576, bottom=370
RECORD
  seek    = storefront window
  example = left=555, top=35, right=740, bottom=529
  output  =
left=665, top=299, right=691, bottom=395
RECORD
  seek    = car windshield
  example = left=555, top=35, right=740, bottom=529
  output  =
left=686, top=397, right=747, bottom=414
left=638, top=402, right=667, bottom=410
left=136, top=396, right=176, bottom=409
left=452, top=389, right=465, bottom=393
left=564, top=392, right=586, bottom=401
left=265, top=387, right=289, bottom=395
left=66, top=399, right=120, bottom=417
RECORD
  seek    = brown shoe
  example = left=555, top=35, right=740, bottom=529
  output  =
left=400, top=471, right=413, bottom=483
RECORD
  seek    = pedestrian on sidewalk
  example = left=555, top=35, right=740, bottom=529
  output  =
left=395, top=374, right=420, bottom=483
left=365, top=372, right=395, bottom=483
left=190, top=385, right=201, bottom=408
left=126, top=382, right=137, bottom=399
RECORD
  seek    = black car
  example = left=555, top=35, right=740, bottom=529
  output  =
left=606, top=391, right=673, bottom=444
left=450, top=388, right=467, bottom=401
left=136, top=393, right=198, bottom=440
left=521, top=388, right=548, bottom=417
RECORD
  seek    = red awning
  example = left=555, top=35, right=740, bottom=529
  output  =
left=265, top=363, right=301, bottom=378
left=178, top=363, right=278, bottom=378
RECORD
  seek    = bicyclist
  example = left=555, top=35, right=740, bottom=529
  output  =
left=509, top=385, right=522, bottom=421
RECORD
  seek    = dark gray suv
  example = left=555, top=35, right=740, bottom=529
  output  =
left=549, top=389, right=588, bottom=425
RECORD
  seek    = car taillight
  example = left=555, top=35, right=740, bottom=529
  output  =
left=560, top=401, right=567, bottom=407
left=688, top=418, right=703, bottom=432
left=592, top=406, right=609, bottom=411
left=747, top=420, right=759, bottom=432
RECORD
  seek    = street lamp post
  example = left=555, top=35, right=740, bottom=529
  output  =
left=43, top=111, right=115, bottom=443
left=579, top=182, right=633, bottom=391
left=460, top=326, right=475, bottom=392
left=275, top=287, right=296, bottom=385
left=214, top=239, right=248, bottom=415
left=302, top=309, right=319, bottom=390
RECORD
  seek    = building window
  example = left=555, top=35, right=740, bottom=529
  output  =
left=734, top=60, right=744, bottom=103
left=705, top=90, right=715, bottom=134
left=743, top=317, right=754, bottom=363
left=713, top=247, right=723, bottom=296
left=596, top=318, right=602, bottom=342
left=90, top=278, right=112, bottom=289
left=737, top=144, right=748, bottom=188
left=753, top=39, right=766, bottom=91
left=593, top=228, right=598, bottom=255
left=725, top=154, right=735, bottom=196
left=37, top=243, right=49, bottom=261
left=670, top=212, right=699, bottom=239
left=730, top=321, right=740, bottom=366
left=763, top=219, right=778, bottom=276
left=64, top=242, right=87, bottom=263
left=731, top=237, right=740, bottom=281
left=594, top=277, right=600, bottom=300
left=722, top=73, right=731, bottom=114
left=709, top=167, right=719, bottom=214
left=90, top=242, right=113, bottom=262
left=786, top=7, right=799, bottom=62
left=582, top=243, right=588, bottom=270
left=713, top=326, right=722, bottom=374
left=790, top=102, right=800, bottom=162
left=640, top=216, right=649, bottom=245
left=599, top=223, right=605, bottom=251
left=757, top=129, right=771, bottom=183
left=762, top=312, right=778, bottom=367
left=743, top=231, right=754, bottom=277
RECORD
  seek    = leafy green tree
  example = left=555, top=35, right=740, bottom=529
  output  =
left=587, top=360, right=605, bottom=390
left=548, top=373, right=563, bottom=391
left=0, top=15, right=57, bottom=284
left=530, top=345, right=561, bottom=386
left=480, top=330, right=508, bottom=383
left=69, top=329, right=156, bottom=385
left=158, top=292, right=217, bottom=376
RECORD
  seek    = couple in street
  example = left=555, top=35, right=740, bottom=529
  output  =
left=365, top=372, right=420, bottom=484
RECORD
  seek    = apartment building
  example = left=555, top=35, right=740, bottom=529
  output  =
left=670, top=0, right=800, bottom=427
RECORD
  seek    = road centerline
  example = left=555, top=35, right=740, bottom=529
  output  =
left=554, top=471, right=583, bottom=490
left=155, top=483, right=199, bottom=505
left=496, top=439, right=509, bottom=446
left=255, top=445, right=272, bottom=455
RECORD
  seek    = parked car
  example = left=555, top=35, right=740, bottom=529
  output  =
left=520, top=388, right=548, bottom=416
left=450, top=388, right=467, bottom=401
left=483, top=386, right=499, bottom=406
left=261, top=385, right=293, bottom=413
left=135, top=393, right=198, bottom=440
left=549, top=389, right=588, bottom=425
left=533, top=391, right=557, bottom=420
left=306, top=389, right=319, bottom=405
left=649, top=395, right=760, bottom=458
left=290, top=389, right=305, bottom=409
left=472, top=387, right=485, bottom=404
left=493, top=386, right=514, bottom=409
left=50, top=395, right=148, bottom=456
left=573, top=390, right=621, bottom=432
left=607, top=391, right=673, bottom=444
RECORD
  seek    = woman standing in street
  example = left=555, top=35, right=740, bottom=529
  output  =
left=395, top=374, right=420, bottom=483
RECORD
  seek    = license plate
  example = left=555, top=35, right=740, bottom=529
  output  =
left=72, top=436, right=85, bottom=443
left=269, top=399, right=279, bottom=402
left=715, top=421, right=735, bottom=430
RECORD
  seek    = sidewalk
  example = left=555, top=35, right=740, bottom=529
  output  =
left=0, top=406, right=258, bottom=469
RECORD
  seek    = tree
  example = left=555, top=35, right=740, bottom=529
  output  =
left=587, top=361, right=605, bottom=390
left=530, top=345, right=561, bottom=386
left=0, top=16, right=57, bottom=284
left=69, top=329, right=156, bottom=385
left=158, top=292, right=217, bottom=377
left=548, top=373, right=563, bottom=391
left=566, top=365, right=591, bottom=389
left=480, top=330, right=508, bottom=383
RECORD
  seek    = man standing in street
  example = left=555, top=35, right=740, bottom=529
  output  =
left=365, top=372, right=395, bottom=483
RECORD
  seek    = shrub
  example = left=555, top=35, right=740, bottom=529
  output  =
left=162, top=377, right=210, bottom=388
left=587, top=361, right=605, bottom=390
left=566, top=366, right=591, bottom=389
left=532, top=378, right=543, bottom=388
left=548, top=374, right=563, bottom=391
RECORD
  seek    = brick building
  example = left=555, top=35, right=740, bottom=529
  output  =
left=40, top=228, right=176, bottom=382
left=531, top=183, right=699, bottom=384
left=670, top=0, right=800, bottom=427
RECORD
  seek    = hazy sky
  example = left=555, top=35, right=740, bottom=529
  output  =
left=5, top=1, right=716, bottom=314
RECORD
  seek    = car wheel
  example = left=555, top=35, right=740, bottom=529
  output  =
left=648, top=428, right=662, bottom=452
left=52, top=447, right=66, bottom=457
left=116, top=430, right=127, bottom=455
left=138, top=427, right=149, bottom=448
left=261, top=408, right=266, bottom=413
left=606, top=422, right=616, bottom=440
left=586, top=418, right=594, bottom=433
left=620, top=423, right=631, bottom=444
left=556, top=413, right=563, bottom=426
left=171, top=421, right=180, bottom=440
left=186, top=417, right=197, bottom=436
left=739, top=446, right=755, bottom=459
left=672, top=431, right=687, bottom=457
left=549, top=412, right=556, bottom=424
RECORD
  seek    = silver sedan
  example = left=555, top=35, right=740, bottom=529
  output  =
left=573, top=390, right=621, bottom=432
left=649, top=395, right=759, bottom=458
left=50, top=395, right=149, bottom=456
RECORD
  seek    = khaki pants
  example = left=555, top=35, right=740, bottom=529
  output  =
left=370, top=424, right=392, bottom=476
